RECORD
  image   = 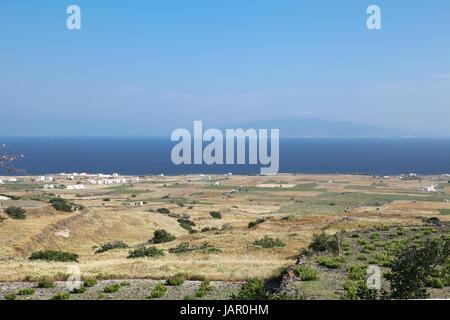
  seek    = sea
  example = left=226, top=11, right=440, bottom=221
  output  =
left=1, top=137, right=450, bottom=176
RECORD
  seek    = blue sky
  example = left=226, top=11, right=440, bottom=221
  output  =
left=1, top=0, right=450, bottom=136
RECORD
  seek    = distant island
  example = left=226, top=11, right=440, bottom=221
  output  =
left=216, top=118, right=433, bottom=138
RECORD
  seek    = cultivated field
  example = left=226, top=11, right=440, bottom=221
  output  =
left=0, top=173, right=449, bottom=299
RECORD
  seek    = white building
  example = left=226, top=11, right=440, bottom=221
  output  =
left=425, top=185, right=436, bottom=192
left=44, top=184, right=55, bottom=189
left=37, top=176, right=54, bottom=182
left=0, top=179, right=3, bottom=184
left=8, top=178, right=17, bottom=182
left=0, top=195, right=10, bottom=200
left=67, top=185, right=85, bottom=190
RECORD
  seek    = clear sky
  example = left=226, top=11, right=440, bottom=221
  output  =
left=1, top=0, right=449, bottom=136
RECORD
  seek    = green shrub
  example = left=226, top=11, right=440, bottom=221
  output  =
left=28, top=250, right=78, bottom=262
left=71, top=286, right=87, bottom=294
left=386, top=238, right=449, bottom=299
left=52, top=292, right=71, bottom=300
left=209, top=211, right=222, bottom=219
left=37, top=280, right=54, bottom=288
left=357, top=239, right=368, bottom=246
left=309, top=232, right=340, bottom=254
left=18, top=288, right=35, bottom=295
left=351, top=233, right=360, bottom=238
left=149, top=229, right=176, bottom=244
left=83, top=279, right=97, bottom=287
left=247, top=217, right=272, bottom=229
left=294, top=266, right=318, bottom=281
left=252, top=236, right=285, bottom=248
left=49, top=198, right=73, bottom=212
left=120, top=281, right=131, bottom=287
left=127, top=246, right=164, bottom=258
left=4, top=293, right=17, bottom=300
left=168, top=242, right=221, bottom=255
left=230, top=278, right=270, bottom=300
left=95, top=240, right=129, bottom=254
left=346, top=265, right=367, bottom=281
left=424, top=277, right=445, bottom=289
left=157, top=208, right=170, bottom=214
left=4, top=206, right=26, bottom=219
left=151, top=283, right=167, bottom=298
left=103, top=284, right=121, bottom=293
left=166, top=276, right=184, bottom=286
left=316, top=256, right=346, bottom=269
left=195, top=280, right=214, bottom=297
left=177, top=218, right=196, bottom=231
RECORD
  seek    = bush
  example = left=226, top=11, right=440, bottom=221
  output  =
left=386, top=238, right=449, bottom=299
left=298, top=248, right=313, bottom=257
left=157, top=208, right=170, bottom=214
left=149, top=229, right=176, bottom=244
left=71, top=286, right=87, bottom=294
left=231, top=278, right=270, bottom=300
left=252, top=236, right=285, bottom=248
left=103, top=284, right=121, bottom=293
left=177, top=218, right=196, bottom=231
left=49, top=198, right=73, bottom=212
left=294, top=266, right=318, bottom=281
left=52, top=292, right=71, bottom=300
left=309, top=232, right=339, bottom=254
left=120, top=281, right=131, bottom=287
left=209, top=211, right=222, bottom=219
left=4, top=206, right=26, bottom=219
left=316, top=256, right=346, bottom=269
left=166, top=276, right=184, bottom=286
left=346, top=265, right=367, bottom=281
left=248, top=216, right=272, bottom=229
left=4, top=293, right=17, bottom=300
left=37, top=280, right=54, bottom=288
left=151, top=283, right=167, bottom=298
left=127, top=246, right=164, bottom=258
left=28, top=250, right=79, bottom=262
left=424, top=277, right=445, bottom=289
left=83, top=279, right=97, bottom=287
left=95, top=240, right=129, bottom=254
left=195, top=280, right=214, bottom=297
left=168, top=242, right=221, bottom=255
left=18, top=288, right=35, bottom=295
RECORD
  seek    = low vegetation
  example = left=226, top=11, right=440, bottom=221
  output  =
left=127, top=246, right=164, bottom=258
left=28, top=250, right=79, bottom=262
left=294, top=266, right=318, bottom=281
left=149, top=229, right=176, bottom=244
left=52, top=292, right=71, bottom=300
left=209, top=211, right=222, bottom=219
left=252, top=236, right=285, bottom=248
left=95, top=240, right=129, bottom=254
left=151, top=283, right=167, bottom=298
left=168, top=242, right=222, bottom=255
left=4, top=206, right=26, bottom=219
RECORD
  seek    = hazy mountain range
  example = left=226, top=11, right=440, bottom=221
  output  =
left=213, top=118, right=435, bottom=138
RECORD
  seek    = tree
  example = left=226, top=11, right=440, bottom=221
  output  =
left=385, top=238, right=450, bottom=299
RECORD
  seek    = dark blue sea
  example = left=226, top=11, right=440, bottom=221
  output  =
left=1, top=137, right=449, bottom=176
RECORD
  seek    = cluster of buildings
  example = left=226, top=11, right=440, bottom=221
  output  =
left=87, top=176, right=140, bottom=185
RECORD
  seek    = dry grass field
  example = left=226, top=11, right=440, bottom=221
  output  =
left=0, top=173, right=449, bottom=299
